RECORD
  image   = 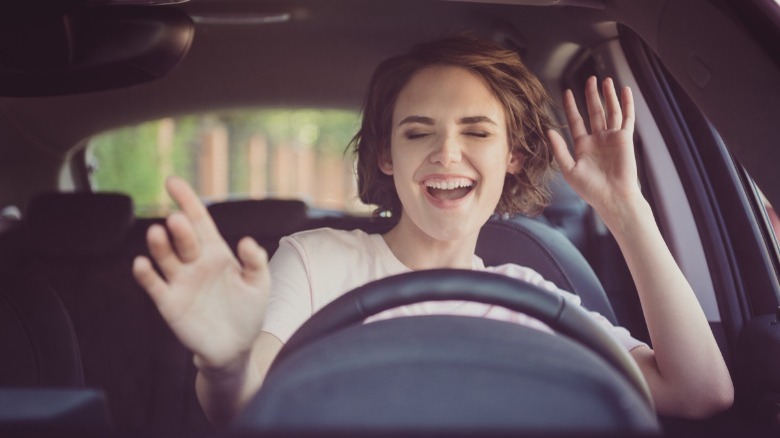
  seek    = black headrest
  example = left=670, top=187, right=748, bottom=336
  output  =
left=25, top=192, right=134, bottom=257
left=208, top=199, right=308, bottom=239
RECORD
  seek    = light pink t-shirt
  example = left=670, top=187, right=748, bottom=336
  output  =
left=262, top=227, right=645, bottom=351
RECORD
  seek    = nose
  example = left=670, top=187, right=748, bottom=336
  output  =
left=429, top=132, right=462, bottom=167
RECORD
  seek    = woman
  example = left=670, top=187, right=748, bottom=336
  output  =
left=132, top=35, right=733, bottom=428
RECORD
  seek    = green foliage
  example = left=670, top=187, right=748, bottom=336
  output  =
left=90, top=123, right=165, bottom=213
left=88, top=108, right=362, bottom=216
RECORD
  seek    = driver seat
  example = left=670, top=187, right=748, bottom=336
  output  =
left=476, top=215, right=618, bottom=324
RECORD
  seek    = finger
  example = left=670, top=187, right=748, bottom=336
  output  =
left=165, top=176, right=221, bottom=240
left=621, top=86, right=635, bottom=134
left=562, top=89, right=588, bottom=140
left=237, top=237, right=269, bottom=287
left=133, top=255, right=170, bottom=305
left=166, top=211, right=201, bottom=263
left=602, top=78, right=622, bottom=130
left=146, top=223, right=183, bottom=278
left=548, top=129, right=575, bottom=174
left=584, top=76, right=606, bottom=133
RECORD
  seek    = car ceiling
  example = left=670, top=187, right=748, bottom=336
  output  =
left=0, top=1, right=612, bottom=147
left=0, top=0, right=777, bottom=210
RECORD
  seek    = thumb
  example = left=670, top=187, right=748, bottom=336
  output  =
left=237, top=236, right=270, bottom=287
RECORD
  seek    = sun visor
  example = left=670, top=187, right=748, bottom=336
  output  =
left=0, top=6, right=194, bottom=96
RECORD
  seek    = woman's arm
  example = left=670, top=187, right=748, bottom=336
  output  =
left=548, top=77, right=733, bottom=418
left=132, top=177, right=274, bottom=428
left=195, top=332, right=283, bottom=427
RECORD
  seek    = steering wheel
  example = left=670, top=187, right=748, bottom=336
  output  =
left=237, top=269, right=658, bottom=435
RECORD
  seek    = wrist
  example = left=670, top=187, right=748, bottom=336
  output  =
left=194, top=350, right=252, bottom=381
left=595, top=193, right=654, bottom=236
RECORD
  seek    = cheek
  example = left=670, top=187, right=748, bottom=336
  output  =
left=482, top=149, right=513, bottom=195
left=389, top=145, right=421, bottom=176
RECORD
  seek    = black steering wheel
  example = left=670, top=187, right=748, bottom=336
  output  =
left=236, top=269, right=659, bottom=435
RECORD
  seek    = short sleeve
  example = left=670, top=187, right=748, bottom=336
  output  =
left=261, top=236, right=314, bottom=343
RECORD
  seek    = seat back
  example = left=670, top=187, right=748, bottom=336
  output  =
left=0, top=212, right=84, bottom=388
left=477, top=215, right=617, bottom=324
left=22, top=192, right=212, bottom=437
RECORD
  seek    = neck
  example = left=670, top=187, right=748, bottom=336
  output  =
left=382, top=214, right=479, bottom=271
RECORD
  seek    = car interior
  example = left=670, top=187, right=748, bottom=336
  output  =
left=0, top=0, right=778, bottom=437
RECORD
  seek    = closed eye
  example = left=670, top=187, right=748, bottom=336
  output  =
left=405, top=132, right=431, bottom=140
left=465, top=131, right=489, bottom=138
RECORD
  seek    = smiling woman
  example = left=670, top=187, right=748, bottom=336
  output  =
left=88, top=108, right=365, bottom=215
left=126, top=34, right=734, bottom=432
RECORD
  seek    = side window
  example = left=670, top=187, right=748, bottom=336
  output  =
left=87, top=109, right=367, bottom=216
left=751, top=182, right=780, bottom=260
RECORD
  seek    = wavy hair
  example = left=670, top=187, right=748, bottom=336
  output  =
left=350, top=34, right=557, bottom=216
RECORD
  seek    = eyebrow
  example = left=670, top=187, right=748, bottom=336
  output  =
left=459, top=116, right=497, bottom=126
left=397, top=115, right=497, bottom=126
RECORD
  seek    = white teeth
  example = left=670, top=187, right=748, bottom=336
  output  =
left=424, top=178, right=474, bottom=190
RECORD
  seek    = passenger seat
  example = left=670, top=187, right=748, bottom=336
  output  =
left=0, top=209, right=83, bottom=387
left=21, top=192, right=213, bottom=438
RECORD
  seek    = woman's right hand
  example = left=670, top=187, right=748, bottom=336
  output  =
left=132, top=176, right=271, bottom=372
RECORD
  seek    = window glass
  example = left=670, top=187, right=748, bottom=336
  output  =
left=756, top=185, right=780, bottom=249
left=88, top=109, right=369, bottom=216
left=745, top=174, right=780, bottom=267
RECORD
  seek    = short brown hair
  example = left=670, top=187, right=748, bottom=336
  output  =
left=350, top=34, right=556, bottom=216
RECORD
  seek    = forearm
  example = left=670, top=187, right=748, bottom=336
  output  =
left=599, top=195, right=733, bottom=416
left=195, top=332, right=283, bottom=428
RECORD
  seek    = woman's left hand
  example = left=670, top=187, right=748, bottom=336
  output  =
left=548, top=76, right=642, bottom=219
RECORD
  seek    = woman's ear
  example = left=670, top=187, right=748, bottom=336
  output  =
left=378, top=149, right=393, bottom=175
left=506, top=150, right=523, bottom=175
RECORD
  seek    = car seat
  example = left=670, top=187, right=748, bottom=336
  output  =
left=0, top=212, right=83, bottom=387
left=21, top=192, right=211, bottom=438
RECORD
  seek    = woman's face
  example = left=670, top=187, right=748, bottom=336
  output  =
left=381, top=65, right=521, bottom=243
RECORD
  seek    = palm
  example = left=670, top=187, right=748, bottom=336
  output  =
left=550, top=77, right=641, bottom=214
left=158, top=241, right=267, bottom=365
left=133, top=177, right=270, bottom=369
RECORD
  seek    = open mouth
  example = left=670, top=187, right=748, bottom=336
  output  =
left=424, top=177, right=475, bottom=201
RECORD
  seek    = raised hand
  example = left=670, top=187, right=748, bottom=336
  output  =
left=548, top=76, right=641, bottom=218
left=132, top=176, right=270, bottom=371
